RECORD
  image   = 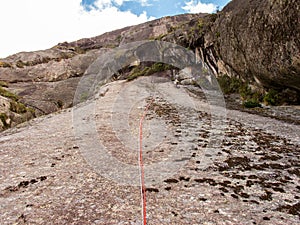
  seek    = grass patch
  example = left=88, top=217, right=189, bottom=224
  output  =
left=217, top=74, right=265, bottom=108
left=263, top=89, right=279, bottom=106
left=0, top=113, right=9, bottom=128
left=0, top=87, right=19, bottom=101
left=56, top=100, right=64, bottom=109
left=127, top=62, right=174, bottom=81
left=74, top=46, right=86, bottom=54
left=217, top=74, right=242, bottom=94
left=0, top=61, right=12, bottom=68
left=0, top=81, right=8, bottom=88
left=198, top=19, right=204, bottom=30
left=154, top=33, right=168, bottom=41
left=10, top=101, right=27, bottom=114
left=116, top=35, right=122, bottom=42
left=80, top=92, right=89, bottom=102
left=16, top=60, right=26, bottom=68
left=243, top=99, right=261, bottom=108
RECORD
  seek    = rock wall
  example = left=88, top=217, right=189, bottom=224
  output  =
left=0, top=0, right=299, bottom=130
left=209, top=0, right=300, bottom=94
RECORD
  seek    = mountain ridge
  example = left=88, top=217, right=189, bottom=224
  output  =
left=0, top=0, right=299, bottom=130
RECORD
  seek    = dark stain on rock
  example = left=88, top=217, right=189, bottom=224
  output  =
left=231, top=194, right=239, bottom=199
left=194, top=178, right=217, bottom=186
left=17, top=214, right=26, bottom=223
left=288, top=168, right=300, bottom=177
left=250, top=200, right=260, bottom=205
left=273, top=187, right=285, bottom=193
left=276, top=202, right=300, bottom=216
left=219, top=157, right=251, bottom=171
left=171, top=211, right=178, bottom=217
left=164, top=178, right=179, bottom=184
left=248, top=175, right=258, bottom=179
left=240, top=192, right=250, bottom=198
left=219, top=187, right=229, bottom=193
left=259, top=154, right=282, bottom=161
left=259, top=191, right=273, bottom=201
left=1, top=176, right=48, bottom=196
left=262, top=216, right=270, bottom=221
left=30, top=179, right=38, bottom=184
left=179, top=176, right=190, bottom=182
left=246, top=180, right=254, bottom=187
left=231, top=174, right=246, bottom=180
left=146, top=187, right=159, bottom=193
left=18, top=181, right=30, bottom=188
left=40, top=176, right=47, bottom=181
left=165, top=187, right=171, bottom=191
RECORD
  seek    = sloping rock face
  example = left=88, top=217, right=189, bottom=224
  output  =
left=0, top=48, right=107, bottom=114
left=0, top=14, right=201, bottom=122
left=209, top=0, right=300, bottom=93
left=0, top=2, right=299, bottom=223
left=0, top=98, right=34, bottom=132
left=0, top=77, right=299, bottom=224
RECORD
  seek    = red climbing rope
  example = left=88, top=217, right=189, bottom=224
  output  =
left=139, top=98, right=154, bottom=225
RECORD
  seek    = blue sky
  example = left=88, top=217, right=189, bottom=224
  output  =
left=82, top=0, right=230, bottom=17
left=0, top=0, right=230, bottom=58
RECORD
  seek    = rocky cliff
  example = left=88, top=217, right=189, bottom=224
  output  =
left=210, top=0, right=300, bottom=100
left=161, top=0, right=300, bottom=103
left=0, top=0, right=299, bottom=130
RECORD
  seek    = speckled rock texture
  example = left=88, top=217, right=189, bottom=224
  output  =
left=0, top=77, right=299, bottom=224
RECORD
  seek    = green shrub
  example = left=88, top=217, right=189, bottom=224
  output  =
left=251, top=91, right=264, bottom=102
left=127, top=67, right=150, bottom=81
left=218, top=74, right=266, bottom=106
left=10, top=101, right=27, bottom=114
left=16, top=60, right=26, bottom=68
left=198, top=19, right=204, bottom=29
left=263, top=89, right=279, bottom=106
left=151, top=62, right=172, bottom=73
left=217, top=74, right=242, bottom=94
left=243, top=99, right=261, bottom=108
left=56, top=100, right=64, bottom=109
left=0, top=113, right=9, bottom=128
left=127, top=63, right=173, bottom=81
left=29, top=108, right=36, bottom=116
left=155, top=34, right=167, bottom=40
left=239, top=84, right=252, bottom=100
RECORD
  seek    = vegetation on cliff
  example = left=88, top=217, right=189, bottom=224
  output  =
left=0, top=0, right=299, bottom=130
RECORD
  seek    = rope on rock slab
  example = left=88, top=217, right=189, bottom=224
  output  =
left=138, top=98, right=154, bottom=225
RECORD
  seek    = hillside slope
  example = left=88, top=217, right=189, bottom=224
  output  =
left=0, top=77, right=299, bottom=224
left=0, top=0, right=299, bottom=131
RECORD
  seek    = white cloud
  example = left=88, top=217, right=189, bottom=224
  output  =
left=114, top=0, right=124, bottom=6
left=138, top=0, right=151, bottom=6
left=94, top=0, right=114, bottom=9
left=86, top=0, right=150, bottom=9
left=182, top=0, right=217, bottom=14
left=0, top=0, right=152, bottom=58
